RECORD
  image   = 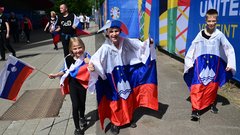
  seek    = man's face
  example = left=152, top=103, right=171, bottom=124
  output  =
left=59, top=5, right=67, bottom=14
left=206, top=15, right=217, bottom=31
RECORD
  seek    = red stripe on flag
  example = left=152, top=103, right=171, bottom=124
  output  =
left=190, top=82, right=218, bottom=110
left=75, top=64, right=90, bottom=89
left=98, top=83, right=158, bottom=129
left=8, top=66, right=33, bottom=101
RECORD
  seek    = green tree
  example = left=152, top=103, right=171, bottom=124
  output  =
left=48, top=0, right=98, bottom=16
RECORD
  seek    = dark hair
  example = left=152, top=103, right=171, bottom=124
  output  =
left=205, top=9, right=218, bottom=20
left=206, top=9, right=218, bottom=15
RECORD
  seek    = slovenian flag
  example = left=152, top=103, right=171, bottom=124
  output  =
left=0, top=56, right=35, bottom=101
left=183, top=29, right=236, bottom=110
left=60, top=53, right=91, bottom=95
left=89, top=38, right=158, bottom=128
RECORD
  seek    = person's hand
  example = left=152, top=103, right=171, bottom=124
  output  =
left=88, top=63, right=95, bottom=72
left=149, top=38, right=154, bottom=44
left=48, top=74, right=56, bottom=79
left=225, top=67, right=232, bottom=72
left=6, top=33, right=9, bottom=39
left=84, top=57, right=90, bottom=64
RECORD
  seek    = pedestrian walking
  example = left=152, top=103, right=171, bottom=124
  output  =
left=85, top=15, right=90, bottom=29
left=21, top=15, right=32, bottom=43
left=49, top=37, right=90, bottom=135
left=8, top=12, right=20, bottom=43
left=0, top=6, right=16, bottom=61
left=55, top=4, right=79, bottom=57
left=87, top=20, right=158, bottom=135
left=184, top=9, right=236, bottom=121
left=44, top=11, right=59, bottom=50
left=78, top=13, right=85, bottom=29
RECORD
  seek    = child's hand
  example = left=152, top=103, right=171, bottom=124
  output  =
left=84, top=57, right=90, bottom=64
left=48, top=74, right=56, bottom=79
left=149, top=38, right=154, bottom=45
left=88, top=63, right=95, bottom=72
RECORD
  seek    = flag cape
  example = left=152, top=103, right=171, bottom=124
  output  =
left=89, top=38, right=158, bottom=128
left=0, top=56, right=35, bottom=101
left=52, top=31, right=60, bottom=45
left=60, top=53, right=91, bottom=95
left=183, top=29, right=236, bottom=110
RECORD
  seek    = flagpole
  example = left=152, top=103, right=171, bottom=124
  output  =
left=35, top=68, right=49, bottom=76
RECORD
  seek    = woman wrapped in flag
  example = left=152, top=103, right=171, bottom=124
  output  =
left=88, top=20, right=158, bottom=134
left=44, top=11, right=59, bottom=50
left=49, top=37, right=90, bottom=135
left=183, top=9, right=236, bottom=121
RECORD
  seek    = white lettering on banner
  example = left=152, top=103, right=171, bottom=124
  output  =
left=200, top=0, right=240, bottom=17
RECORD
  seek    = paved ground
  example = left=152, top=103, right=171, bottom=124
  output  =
left=0, top=22, right=240, bottom=135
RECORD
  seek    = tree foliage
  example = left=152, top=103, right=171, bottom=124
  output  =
left=48, top=0, right=101, bottom=16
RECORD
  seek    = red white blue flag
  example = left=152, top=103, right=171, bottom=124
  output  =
left=60, top=53, right=91, bottom=95
left=52, top=31, right=60, bottom=45
left=0, top=56, right=35, bottom=101
left=183, top=29, right=236, bottom=110
left=89, top=38, right=158, bottom=128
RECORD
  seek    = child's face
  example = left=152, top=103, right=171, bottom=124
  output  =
left=71, top=43, right=84, bottom=58
left=107, top=28, right=120, bottom=44
left=206, top=15, right=217, bottom=31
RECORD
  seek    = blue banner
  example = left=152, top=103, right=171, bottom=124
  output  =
left=186, top=0, right=240, bottom=81
left=107, top=0, right=139, bottom=38
left=149, top=0, right=159, bottom=46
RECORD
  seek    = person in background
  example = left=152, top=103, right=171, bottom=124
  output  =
left=183, top=9, right=236, bottom=121
left=8, top=12, right=19, bottom=43
left=0, top=6, right=16, bottom=61
left=78, top=13, right=85, bottom=29
left=21, top=15, right=32, bottom=43
left=85, top=15, right=90, bottom=29
left=55, top=4, right=79, bottom=57
left=44, top=11, right=59, bottom=50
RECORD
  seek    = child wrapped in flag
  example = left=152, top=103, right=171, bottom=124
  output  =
left=0, top=55, right=35, bottom=101
left=44, top=11, right=60, bottom=50
left=87, top=20, right=158, bottom=134
left=48, top=37, right=90, bottom=135
left=183, top=9, right=236, bottom=121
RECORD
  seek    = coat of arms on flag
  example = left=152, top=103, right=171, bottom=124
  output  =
left=0, top=56, right=35, bottom=101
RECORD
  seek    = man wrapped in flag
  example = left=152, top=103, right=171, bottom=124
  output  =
left=48, top=37, right=90, bottom=135
left=0, top=55, right=34, bottom=101
left=183, top=9, right=236, bottom=121
left=88, top=20, right=158, bottom=134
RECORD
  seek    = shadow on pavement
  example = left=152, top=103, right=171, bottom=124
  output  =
left=82, top=109, right=99, bottom=131
left=133, top=102, right=169, bottom=122
left=16, top=53, right=41, bottom=59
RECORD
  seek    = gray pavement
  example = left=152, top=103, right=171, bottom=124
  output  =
left=0, top=22, right=240, bottom=135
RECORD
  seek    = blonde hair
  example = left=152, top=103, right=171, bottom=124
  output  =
left=50, top=11, right=56, bottom=17
left=69, top=37, right=85, bottom=55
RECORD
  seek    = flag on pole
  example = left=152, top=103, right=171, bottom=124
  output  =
left=0, top=56, right=35, bottom=101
